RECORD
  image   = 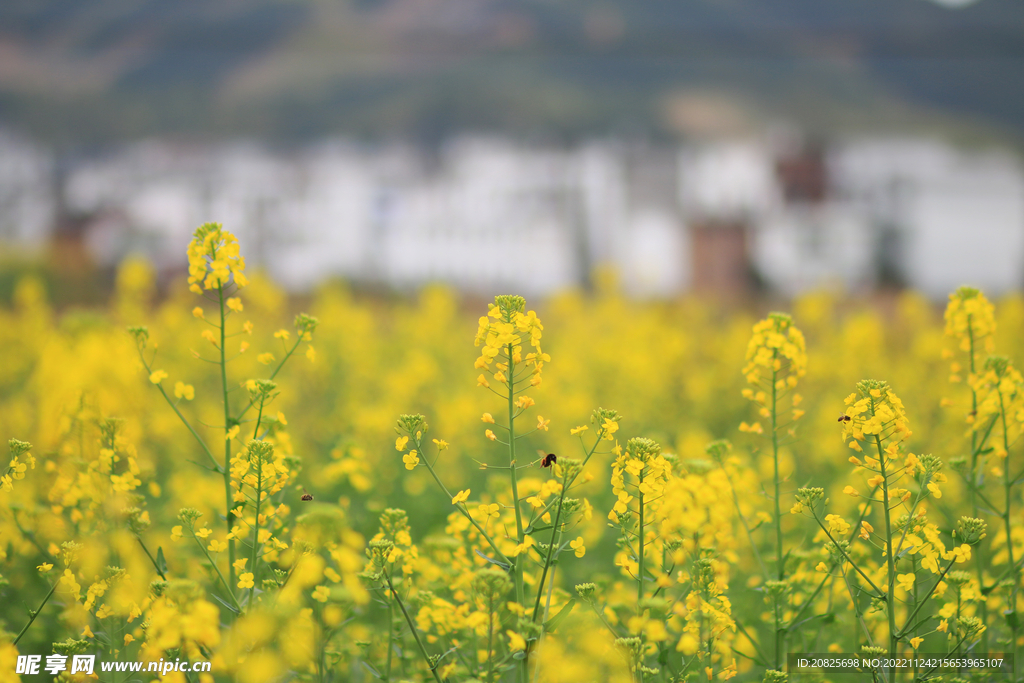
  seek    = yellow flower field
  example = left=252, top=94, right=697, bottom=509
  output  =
left=3, top=224, right=1024, bottom=683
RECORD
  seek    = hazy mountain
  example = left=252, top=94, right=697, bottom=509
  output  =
left=0, top=0, right=1022, bottom=145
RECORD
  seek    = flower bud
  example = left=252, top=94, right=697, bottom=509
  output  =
left=954, top=516, right=987, bottom=545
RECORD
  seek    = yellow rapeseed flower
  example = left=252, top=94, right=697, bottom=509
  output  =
left=403, top=451, right=419, bottom=471
left=944, top=286, right=995, bottom=354
left=742, top=312, right=807, bottom=388
left=507, top=630, right=526, bottom=652
left=186, top=223, right=248, bottom=293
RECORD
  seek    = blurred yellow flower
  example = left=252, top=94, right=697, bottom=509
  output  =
left=174, top=381, right=195, bottom=400
left=506, top=630, right=526, bottom=652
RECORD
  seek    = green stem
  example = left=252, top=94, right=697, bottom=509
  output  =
left=11, top=510, right=49, bottom=558
left=531, top=468, right=569, bottom=622
left=135, top=534, right=167, bottom=580
left=898, top=559, right=956, bottom=638
left=386, top=594, right=394, bottom=682
left=770, top=357, right=784, bottom=669
left=637, top=467, right=646, bottom=683
left=218, top=285, right=237, bottom=592
left=733, top=619, right=772, bottom=667
left=966, top=320, right=991, bottom=652
left=232, top=336, right=304, bottom=424
left=248, top=457, right=263, bottom=608
left=720, top=461, right=769, bottom=579
left=191, top=527, right=243, bottom=613
left=638, top=468, right=646, bottom=610
left=999, top=387, right=1019, bottom=678
left=252, top=396, right=265, bottom=441
left=505, top=342, right=528, bottom=683
left=417, top=439, right=512, bottom=567
left=875, top=434, right=897, bottom=683
left=246, top=390, right=269, bottom=607
left=13, top=578, right=58, bottom=646
left=533, top=530, right=560, bottom=683
left=487, top=594, right=495, bottom=683
left=811, top=518, right=884, bottom=599
left=839, top=568, right=876, bottom=648
left=788, top=495, right=878, bottom=630
left=384, top=570, right=444, bottom=683
left=138, top=351, right=220, bottom=472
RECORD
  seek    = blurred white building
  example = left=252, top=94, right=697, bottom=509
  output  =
left=832, top=138, right=1024, bottom=299
left=0, top=131, right=55, bottom=248
left=3, top=129, right=1024, bottom=299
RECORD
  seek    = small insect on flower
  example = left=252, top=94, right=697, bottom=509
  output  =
left=837, top=413, right=852, bottom=423
left=540, top=453, right=557, bottom=468
left=301, top=488, right=314, bottom=501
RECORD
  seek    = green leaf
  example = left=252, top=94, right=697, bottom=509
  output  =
left=360, top=661, right=382, bottom=679
left=543, top=598, right=576, bottom=633
left=474, top=549, right=510, bottom=571
left=156, top=547, right=168, bottom=574
left=209, top=593, right=240, bottom=614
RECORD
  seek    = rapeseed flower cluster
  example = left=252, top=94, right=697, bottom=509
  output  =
left=186, top=222, right=249, bottom=294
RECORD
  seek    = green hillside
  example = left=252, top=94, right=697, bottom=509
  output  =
left=0, top=0, right=1022, bottom=145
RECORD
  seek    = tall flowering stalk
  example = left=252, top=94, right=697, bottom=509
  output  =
left=840, top=380, right=916, bottom=669
left=608, top=437, right=670, bottom=682
left=133, top=223, right=317, bottom=604
left=796, top=379, right=985, bottom=683
left=739, top=312, right=806, bottom=669
left=944, top=285, right=998, bottom=650
left=598, top=438, right=738, bottom=682
left=970, top=356, right=1024, bottom=670
left=388, top=295, right=623, bottom=682
left=473, top=295, right=548, bottom=621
